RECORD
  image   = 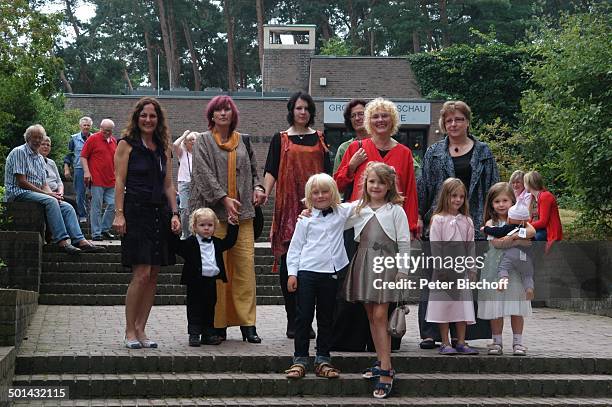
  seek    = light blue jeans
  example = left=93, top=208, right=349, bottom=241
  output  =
left=178, top=181, right=191, bottom=239
left=13, top=191, right=85, bottom=244
left=90, top=185, right=115, bottom=238
left=73, top=167, right=88, bottom=218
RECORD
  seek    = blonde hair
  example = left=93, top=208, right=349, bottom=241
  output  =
left=523, top=170, right=545, bottom=191
left=190, top=208, right=219, bottom=233
left=433, top=178, right=470, bottom=218
left=357, top=162, right=404, bottom=214
left=483, top=182, right=516, bottom=225
left=439, top=101, right=472, bottom=133
left=364, top=98, right=400, bottom=136
left=303, top=173, right=341, bottom=210
left=509, top=170, right=526, bottom=184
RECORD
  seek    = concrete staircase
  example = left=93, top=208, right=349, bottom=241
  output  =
left=39, top=244, right=283, bottom=306
left=11, top=352, right=612, bottom=405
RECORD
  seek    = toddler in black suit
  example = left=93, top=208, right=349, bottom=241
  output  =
left=173, top=208, right=238, bottom=346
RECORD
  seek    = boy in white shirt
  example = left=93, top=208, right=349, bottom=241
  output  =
left=284, top=173, right=355, bottom=380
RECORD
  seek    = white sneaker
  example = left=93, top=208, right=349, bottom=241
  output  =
left=79, top=217, right=87, bottom=223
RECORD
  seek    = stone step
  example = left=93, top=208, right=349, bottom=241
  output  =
left=43, top=244, right=273, bottom=255
left=12, top=397, right=612, bottom=406
left=40, top=272, right=280, bottom=286
left=15, top=354, right=611, bottom=376
left=38, top=294, right=284, bottom=305
left=42, top=262, right=275, bottom=274
left=42, top=253, right=276, bottom=264
left=12, top=372, right=612, bottom=398
left=39, top=283, right=283, bottom=296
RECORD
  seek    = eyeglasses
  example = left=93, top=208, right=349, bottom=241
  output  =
left=444, top=117, right=466, bottom=125
left=350, top=112, right=365, bottom=119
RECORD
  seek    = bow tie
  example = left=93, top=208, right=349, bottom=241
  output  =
left=321, top=207, right=333, bottom=217
left=200, top=237, right=213, bottom=243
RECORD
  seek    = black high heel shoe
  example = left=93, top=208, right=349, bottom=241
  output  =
left=240, top=326, right=262, bottom=343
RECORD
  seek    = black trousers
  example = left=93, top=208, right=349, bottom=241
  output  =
left=279, top=254, right=297, bottom=329
left=294, top=271, right=337, bottom=358
left=186, top=277, right=217, bottom=336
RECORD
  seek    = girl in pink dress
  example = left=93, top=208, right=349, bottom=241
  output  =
left=425, top=178, right=479, bottom=355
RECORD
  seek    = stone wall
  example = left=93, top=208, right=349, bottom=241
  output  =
left=0, top=231, right=42, bottom=293
left=0, top=346, right=16, bottom=404
left=0, top=289, right=38, bottom=347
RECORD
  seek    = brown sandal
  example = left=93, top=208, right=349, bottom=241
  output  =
left=315, top=362, right=340, bottom=379
left=285, top=364, right=306, bottom=379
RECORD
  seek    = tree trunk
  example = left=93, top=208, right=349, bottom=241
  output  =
left=412, top=30, right=420, bottom=53
left=64, top=0, right=80, bottom=38
left=143, top=30, right=158, bottom=90
left=182, top=20, right=202, bottom=91
left=347, top=0, right=358, bottom=49
left=123, top=67, right=134, bottom=91
left=224, top=0, right=236, bottom=91
left=157, top=0, right=179, bottom=89
left=419, top=0, right=435, bottom=51
left=369, top=29, right=375, bottom=55
left=59, top=70, right=73, bottom=93
left=167, top=1, right=180, bottom=87
left=440, top=0, right=450, bottom=47
left=256, top=0, right=265, bottom=76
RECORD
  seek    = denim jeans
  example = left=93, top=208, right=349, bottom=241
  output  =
left=177, top=181, right=191, bottom=239
left=13, top=191, right=84, bottom=244
left=73, top=168, right=87, bottom=218
left=90, top=186, right=115, bottom=238
left=535, top=228, right=547, bottom=242
left=293, top=271, right=337, bottom=366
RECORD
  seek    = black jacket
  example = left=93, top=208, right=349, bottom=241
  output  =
left=172, top=224, right=239, bottom=285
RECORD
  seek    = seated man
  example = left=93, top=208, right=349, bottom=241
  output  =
left=3, top=124, right=104, bottom=254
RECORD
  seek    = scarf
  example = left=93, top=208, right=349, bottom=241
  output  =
left=212, top=130, right=240, bottom=199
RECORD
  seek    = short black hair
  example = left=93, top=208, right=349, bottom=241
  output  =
left=343, top=99, right=367, bottom=131
left=286, top=91, right=316, bottom=126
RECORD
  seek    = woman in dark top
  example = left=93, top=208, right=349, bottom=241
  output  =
left=417, top=100, right=499, bottom=349
left=113, top=97, right=181, bottom=349
left=262, top=91, right=331, bottom=338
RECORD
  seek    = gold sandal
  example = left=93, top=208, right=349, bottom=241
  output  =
left=285, top=364, right=306, bottom=379
left=315, top=362, right=340, bottom=379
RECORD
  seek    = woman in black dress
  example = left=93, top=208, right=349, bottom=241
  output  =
left=113, top=97, right=181, bottom=349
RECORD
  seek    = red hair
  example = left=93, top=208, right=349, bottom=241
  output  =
left=205, top=95, right=239, bottom=134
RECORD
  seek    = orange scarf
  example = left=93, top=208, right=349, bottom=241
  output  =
left=212, top=130, right=240, bottom=199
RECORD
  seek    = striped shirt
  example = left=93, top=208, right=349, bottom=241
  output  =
left=4, top=143, right=46, bottom=201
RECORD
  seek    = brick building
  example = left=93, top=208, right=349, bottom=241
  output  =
left=65, top=24, right=444, bottom=174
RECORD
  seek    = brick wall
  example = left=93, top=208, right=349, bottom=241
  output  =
left=0, top=231, right=42, bottom=293
left=0, top=289, right=38, bottom=347
left=0, top=346, right=16, bottom=403
left=263, top=49, right=314, bottom=92
left=309, top=57, right=422, bottom=99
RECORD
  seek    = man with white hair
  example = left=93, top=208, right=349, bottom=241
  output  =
left=64, top=116, right=93, bottom=222
left=81, top=118, right=117, bottom=241
left=4, top=124, right=104, bottom=254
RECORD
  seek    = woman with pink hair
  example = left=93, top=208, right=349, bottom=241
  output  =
left=188, top=95, right=267, bottom=343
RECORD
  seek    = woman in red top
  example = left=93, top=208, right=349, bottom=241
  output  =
left=334, top=98, right=419, bottom=238
left=523, top=170, right=562, bottom=250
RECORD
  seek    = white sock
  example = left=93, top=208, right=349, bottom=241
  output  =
left=492, top=334, right=503, bottom=345
left=513, top=334, right=523, bottom=345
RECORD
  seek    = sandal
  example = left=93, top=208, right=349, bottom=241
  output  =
left=487, top=343, right=503, bottom=355
left=285, top=364, right=306, bottom=379
left=315, top=362, right=340, bottom=379
left=513, top=344, right=527, bottom=356
left=373, top=368, right=395, bottom=399
left=362, top=360, right=381, bottom=379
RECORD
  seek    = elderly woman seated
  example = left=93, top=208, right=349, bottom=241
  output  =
left=39, top=135, right=79, bottom=213
left=3, top=124, right=104, bottom=254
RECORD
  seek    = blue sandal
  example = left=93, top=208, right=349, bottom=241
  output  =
left=362, top=360, right=381, bottom=379
left=373, top=368, right=395, bottom=399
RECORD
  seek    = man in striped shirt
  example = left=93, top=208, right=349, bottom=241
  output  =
left=4, top=124, right=104, bottom=254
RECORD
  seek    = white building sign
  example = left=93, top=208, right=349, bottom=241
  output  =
left=324, top=101, right=431, bottom=125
